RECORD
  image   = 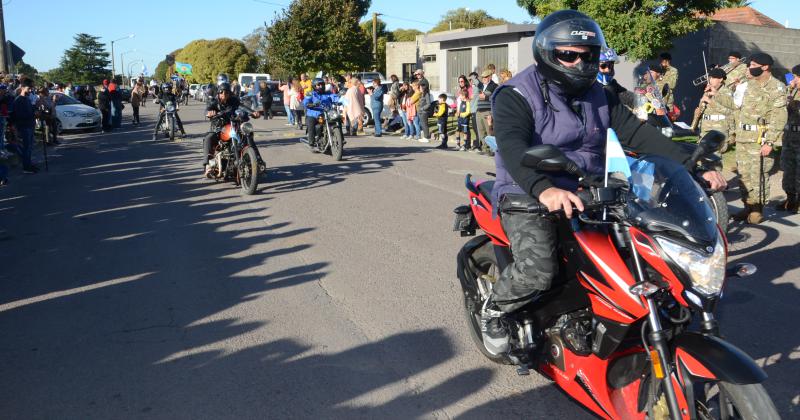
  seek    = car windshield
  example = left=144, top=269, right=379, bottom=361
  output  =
left=54, top=94, right=81, bottom=106
left=626, top=155, right=718, bottom=246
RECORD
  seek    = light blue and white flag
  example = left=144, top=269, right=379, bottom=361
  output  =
left=604, top=128, right=631, bottom=187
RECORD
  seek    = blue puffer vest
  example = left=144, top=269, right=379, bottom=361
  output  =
left=491, top=65, right=610, bottom=207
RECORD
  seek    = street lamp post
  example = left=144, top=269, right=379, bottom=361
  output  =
left=110, top=34, right=134, bottom=81
left=128, top=59, right=143, bottom=83
left=120, top=50, right=136, bottom=86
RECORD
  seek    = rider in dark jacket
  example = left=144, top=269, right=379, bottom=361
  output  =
left=203, top=82, right=264, bottom=175
left=152, top=82, right=186, bottom=139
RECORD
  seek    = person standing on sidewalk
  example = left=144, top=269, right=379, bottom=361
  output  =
left=259, top=81, right=273, bottom=120
left=370, top=78, right=385, bottom=137
left=433, top=93, right=449, bottom=149
left=468, top=72, right=481, bottom=151
left=130, top=81, right=144, bottom=125
left=9, top=79, right=38, bottom=173
left=476, top=69, right=498, bottom=155
left=98, top=81, right=112, bottom=132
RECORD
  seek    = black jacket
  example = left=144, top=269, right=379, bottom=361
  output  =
left=97, top=90, right=111, bottom=112
left=476, top=80, right=498, bottom=112
left=207, top=95, right=242, bottom=121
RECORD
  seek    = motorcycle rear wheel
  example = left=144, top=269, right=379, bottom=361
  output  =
left=239, top=147, right=259, bottom=195
left=462, top=241, right=512, bottom=365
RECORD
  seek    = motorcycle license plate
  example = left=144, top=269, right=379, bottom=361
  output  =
left=453, top=212, right=476, bottom=236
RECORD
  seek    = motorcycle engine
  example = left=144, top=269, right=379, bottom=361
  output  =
left=555, top=311, right=593, bottom=356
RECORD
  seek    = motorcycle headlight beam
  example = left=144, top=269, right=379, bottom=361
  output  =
left=241, top=122, right=254, bottom=135
left=656, top=235, right=726, bottom=296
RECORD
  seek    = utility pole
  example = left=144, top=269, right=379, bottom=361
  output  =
left=372, top=12, right=381, bottom=72
left=0, top=1, right=9, bottom=73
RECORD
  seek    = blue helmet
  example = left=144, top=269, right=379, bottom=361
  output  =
left=597, top=48, right=618, bottom=85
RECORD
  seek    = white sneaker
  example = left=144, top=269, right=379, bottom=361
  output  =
left=401, top=135, right=408, bottom=140
left=418, top=137, right=430, bottom=143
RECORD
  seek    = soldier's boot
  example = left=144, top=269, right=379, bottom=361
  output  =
left=746, top=204, right=765, bottom=224
left=732, top=204, right=752, bottom=221
left=777, top=194, right=799, bottom=213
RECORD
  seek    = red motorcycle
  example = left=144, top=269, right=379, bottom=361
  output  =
left=453, top=133, right=778, bottom=419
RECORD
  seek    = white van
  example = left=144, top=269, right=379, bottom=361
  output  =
left=238, top=73, right=271, bottom=92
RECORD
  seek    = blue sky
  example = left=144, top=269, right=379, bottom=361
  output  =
left=4, top=0, right=795, bottom=74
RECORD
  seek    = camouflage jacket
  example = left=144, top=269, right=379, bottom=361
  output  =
left=725, top=63, right=748, bottom=89
left=657, top=66, right=678, bottom=106
left=700, top=84, right=734, bottom=134
left=787, top=86, right=800, bottom=126
left=715, top=75, right=787, bottom=145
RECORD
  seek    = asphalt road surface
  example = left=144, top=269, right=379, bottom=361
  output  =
left=1, top=101, right=798, bottom=418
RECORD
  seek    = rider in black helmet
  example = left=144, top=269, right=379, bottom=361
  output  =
left=203, top=81, right=265, bottom=175
left=481, top=9, right=727, bottom=356
left=152, top=81, right=186, bottom=140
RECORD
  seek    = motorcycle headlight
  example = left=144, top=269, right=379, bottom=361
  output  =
left=63, top=111, right=76, bottom=117
left=241, top=122, right=254, bottom=135
left=166, top=105, right=176, bottom=112
left=326, top=109, right=340, bottom=120
left=656, top=235, right=726, bottom=296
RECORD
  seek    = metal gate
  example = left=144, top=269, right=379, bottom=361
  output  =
left=478, top=44, right=509, bottom=74
left=447, top=48, right=472, bottom=94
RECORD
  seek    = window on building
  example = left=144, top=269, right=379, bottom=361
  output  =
left=423, top=55, right=436, bottom=63
left=402, top=63, right=417, bottom=82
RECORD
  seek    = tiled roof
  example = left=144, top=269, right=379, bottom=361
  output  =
left=708, top=7, right=784, bottom=28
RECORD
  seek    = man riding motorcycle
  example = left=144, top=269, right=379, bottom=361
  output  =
left=203, top=81, right=265, bottom=176
left=484, top=10, right=726, bottom=355
left=302, top=78, right=338, bottom=148
left=152, top=82, right=186, bottom=140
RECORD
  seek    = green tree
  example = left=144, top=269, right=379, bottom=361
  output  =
left=392, top=28, right=423, bottom=41
left=429, top=8, right=508, bottom=33
left=48, top=33, right=111, bottom=85
left=175, top=39, right=256, bottom=84
left=13, top=60, right=45, bottom=85
left=243, top=26, right=270, bottom=73
left=516, top=0, right=720, bottom=60
left=267, top=0, right=372, bottom=76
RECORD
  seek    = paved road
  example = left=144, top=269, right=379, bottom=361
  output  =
left=1, top=101, right=798, bottom=418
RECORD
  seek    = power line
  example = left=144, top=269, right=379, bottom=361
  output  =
left=251, top=0, right=288, bottom=7
left=379, top=14, right=435, bottom=27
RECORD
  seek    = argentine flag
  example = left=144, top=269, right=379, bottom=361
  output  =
left=604, top=128, right=631, bottom=187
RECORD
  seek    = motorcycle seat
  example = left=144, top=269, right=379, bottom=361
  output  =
left=477, top=181, right=494, bottom=202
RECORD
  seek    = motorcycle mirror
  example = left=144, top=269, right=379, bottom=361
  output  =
left=522, top=145, right=585, bottom=177
left=686, top=130, right=725, bottom=170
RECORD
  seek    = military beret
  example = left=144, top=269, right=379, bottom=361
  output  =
left=708, top=68, right=727, bottom=80
left=648, top=63, right=664, bottom=74
left=750, top=53, right=774, bottom=66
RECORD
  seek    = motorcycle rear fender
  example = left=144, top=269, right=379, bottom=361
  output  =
left=456, top=235, right=491, bottom=300
left=673, top=332, right=767, bottom=385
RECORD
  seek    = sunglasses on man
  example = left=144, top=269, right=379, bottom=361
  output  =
left=554, top=49, right=597, bottom=63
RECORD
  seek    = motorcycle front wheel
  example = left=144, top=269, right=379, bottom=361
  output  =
left=460, top=239, right=512, bottom=365
left=169, top=117, right=176, bottom=141
left=672, top=382, right=779, bottom=420
left=239, top=147, right=259, bottom=195
left=330, top=126, right=344, bottom=161
left=709, top=191, right=729, bottom=234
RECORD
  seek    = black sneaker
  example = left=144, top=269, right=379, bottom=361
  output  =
left=481, top=313, right=509, bottom=355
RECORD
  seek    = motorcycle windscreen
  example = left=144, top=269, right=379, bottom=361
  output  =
left=626, top=155, right=717, bottom=247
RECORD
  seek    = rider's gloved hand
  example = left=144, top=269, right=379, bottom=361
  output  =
left=539, top=187, right=585, bottom=219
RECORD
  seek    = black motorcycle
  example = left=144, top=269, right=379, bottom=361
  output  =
left=155, top=99, right=178, bottom=141
left=309, top=102, right=344, bottom=161
left=206, top=109, right=261, bottom=195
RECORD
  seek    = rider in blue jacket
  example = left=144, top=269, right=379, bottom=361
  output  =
left=303, top=78, right=339, bottom=147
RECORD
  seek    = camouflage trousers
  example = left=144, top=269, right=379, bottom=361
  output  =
left=735, top=141, right=775, bottom=205
left=492, top=207, right=557, bottom=313
left=781, top=135, right=800, bottom=195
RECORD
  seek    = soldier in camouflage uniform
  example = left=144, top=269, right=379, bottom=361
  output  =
left=705, top=53, right=787, bottom=224
left=779, top=65, right=800, bottom=213
left=657, top=53, right=679, bottom=110
left=724, top=51, right=748, bottom=150
left=699, top=68, right=734, bottom=153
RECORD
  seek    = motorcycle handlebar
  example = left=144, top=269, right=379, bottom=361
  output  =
left=510, top=187, right=619, bottom=216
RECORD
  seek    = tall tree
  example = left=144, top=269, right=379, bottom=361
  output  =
left=50, top=33, right=111, bottom=85
left=243, top=26, right=270, bottom=73
left=516, top=0, right=720, bottom=60
left=267, top=0, right=371, bottom=75
left=429, top=8, right=508, bottom=33
left=720, top=0, right=752, bottom=7
left=392, top=28, right=423, bottom=42
left=175, top=39, right=256, bottom=84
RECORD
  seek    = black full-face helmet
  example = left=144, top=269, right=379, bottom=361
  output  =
left=216, top=73, right=230, bottom=86
left=533, top=9, right=607, bottom=97
left=312, top=78, right=325, bottom=93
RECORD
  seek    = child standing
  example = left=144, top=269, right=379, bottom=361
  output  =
left=403, top=86, right=418, bottom=140
left=457, top=88, right=471, bottom=151
left=433, top=93, right=449, bottom=149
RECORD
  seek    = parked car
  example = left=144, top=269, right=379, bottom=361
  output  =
left=52, top=93, right=102, bottom=133
left=354, top=71, right=385, bottom=85
left=189, top=84, right=200, bottom=97
left=246, top=81, right=285, bottom=115
left=195, top=84, right=208, bottom=101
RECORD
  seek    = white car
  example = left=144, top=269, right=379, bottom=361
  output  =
left=53, top=94, right=101, bottom=132
left=189, top=84, right=200, bottom=97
